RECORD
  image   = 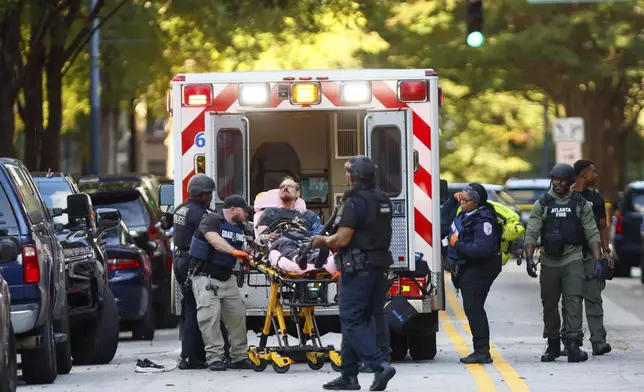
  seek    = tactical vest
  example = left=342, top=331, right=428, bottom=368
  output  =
left=578, top=188, right=602, bottom=255
left=346, top=189, right=393, bottom=267
left=173, top=200, right=208, bottom=250
left=188, top=213, right=245, bottom=271
left=539, top=193, right=585, bottom=257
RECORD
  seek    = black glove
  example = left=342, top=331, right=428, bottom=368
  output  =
left=593, top=259, right=604, bottom=281
left=526, top=257, right=538, bottom=278
left=602, top=258, right=615, bottom=281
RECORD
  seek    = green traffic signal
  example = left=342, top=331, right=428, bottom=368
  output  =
left=466, top=31, right=485, bottom=47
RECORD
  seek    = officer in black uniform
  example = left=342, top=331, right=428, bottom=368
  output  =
left=310, top=156, right=396, bottom=392
left=173, top=174, right=230, bottom=369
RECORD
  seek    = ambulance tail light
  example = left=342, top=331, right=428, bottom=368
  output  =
left=340, top=81, right=372, bottom=104
left=388, top=277, right=426, bottom=299
left=239, top=83, right=271, bottom=106
left=290, top=82, right=321, bottom=105
left=182, top=84, right=213, bottom=106
left=614, top=215, right=623, bottom=234
left=397, top=80, right=428, bottom=103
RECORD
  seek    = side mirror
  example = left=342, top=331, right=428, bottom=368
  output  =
left=160, top=214, right=173, bottom=230
left=146, top=240, right=158, bottom=253
left=49, top=208, right=64, bottom=218
left=159, top=183, right=174, bottom=213
left=0, top=237, right=20, bottom=262
left=66, top=193, right=92, bottom=221
left=96, top=208, right=122, bottom=231
left=440, top=179, right=448, bottom=203
left=28, top=210, right=44, bottom=224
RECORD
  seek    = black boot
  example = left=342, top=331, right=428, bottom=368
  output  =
left=370, top=363, right=396, bottom=391
left=460, top=350, right=493, bottom=364
left=592, top=342, right=612, bottom=356
left=565, top=338, right=588, bottom=363
left=178, top=358, right=207, bottom=370
left=323, top=375, right=361, bottom=391
left=541, top=338, right=562, bottom=362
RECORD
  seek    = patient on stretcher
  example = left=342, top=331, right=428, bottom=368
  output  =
left=253, top=183, right=337, bottom=276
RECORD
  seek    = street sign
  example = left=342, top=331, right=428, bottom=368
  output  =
left=555, top=141, right=582, bottom=166
left=552, top=117, right=585, bottom=143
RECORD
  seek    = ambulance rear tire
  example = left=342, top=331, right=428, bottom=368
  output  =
left=389, top=329, right=408, bottom=362
left=408, top=332, right=437, bottom=361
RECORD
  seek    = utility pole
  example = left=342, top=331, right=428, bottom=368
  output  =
left=89, top=0, right=101, bottom=174
left=542, top=97, right=550, bottom=176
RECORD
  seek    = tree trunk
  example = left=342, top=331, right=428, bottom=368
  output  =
left=22, top=8, right=47, bottom=171
left=0, top=1, right=23, bottom=158
left=560, top=76, right=629, bottom=203
left=129, top=98, right=137, bottom=172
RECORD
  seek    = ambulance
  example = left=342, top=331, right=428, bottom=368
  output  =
left=166, top=69, right=444, bottom=361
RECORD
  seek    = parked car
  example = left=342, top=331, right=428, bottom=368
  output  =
left=0, top=158, right=71, bottom=384
left=610, top=182, right=644, bottom=278
left=77, top=174, right=162, bottom=209
left=32, top=171, right=121, bottom=364
left=103, top=221, right=155, bottom=340
left=0, top=239, right=17, bottom=392
left=503, top=178, right=551, bottom=223
left=78, top=184, right=177, bottom=328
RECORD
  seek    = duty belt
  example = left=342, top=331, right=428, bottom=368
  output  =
left=174, top=248, right=189, bottom=257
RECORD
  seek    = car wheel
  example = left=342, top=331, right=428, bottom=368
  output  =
left=71, top=286, right=120, bottom=365
left=132, top=296, right=155, bottom=341
left=0, top=324, right=17, bottom=392
left=55, top=306, right=73, bottom=374
left=22, top=308, right=57, bottom=384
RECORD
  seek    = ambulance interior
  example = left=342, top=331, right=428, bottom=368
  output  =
left=198, top=110, right=403, bottom=224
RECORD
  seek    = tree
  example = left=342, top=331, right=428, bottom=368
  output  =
left=363, top=0, right=644, bottom=200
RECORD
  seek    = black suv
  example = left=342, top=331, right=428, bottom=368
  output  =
left=78, top=181, right=177, bottom=328
left=0, top=158, right=71, bottom=384
left=32, top=172, right=121, bottom=364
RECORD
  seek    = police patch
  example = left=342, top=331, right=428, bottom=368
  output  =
left=483, top=222, right=493, bottom=235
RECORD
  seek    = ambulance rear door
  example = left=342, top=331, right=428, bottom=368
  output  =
left=364, top=109, right=415, bottom=270
left=204, top=113, right=250, bottom=207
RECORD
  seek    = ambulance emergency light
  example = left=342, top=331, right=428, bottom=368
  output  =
left=238, top=83, right=271, bottom=106
left=182, top=84, right=213, bottom=106
left=397, top=80, right=428, bottom=103
left=340, top=81, right=372, bottom=104
left=290, top=82, right=321, bottom=105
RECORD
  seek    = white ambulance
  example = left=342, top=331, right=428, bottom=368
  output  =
left=166, top=69, right=445, bottom=361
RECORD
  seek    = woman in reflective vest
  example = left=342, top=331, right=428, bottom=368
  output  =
left=447, top=183, right=502, bottom=365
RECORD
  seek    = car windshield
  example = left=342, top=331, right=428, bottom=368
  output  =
left=505, top=188, right=549, bottom=205
left=34, top=179, right=72, bottom=225
left=93, top=197, right=150, bottom=229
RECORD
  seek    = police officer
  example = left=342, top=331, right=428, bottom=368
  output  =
left=310, top=156, right=396, bottom=392
left=173, top=174, right=212, bottom=369
left=188, top=195, right=251, bottom=371
left=523, top=163, right=602, bottom=363
left=559, top=160, right=613, bottom=356
left=446, top=183, right=502, bottom=364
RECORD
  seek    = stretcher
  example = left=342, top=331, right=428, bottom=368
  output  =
left=241, top=207, right=342, bottom=373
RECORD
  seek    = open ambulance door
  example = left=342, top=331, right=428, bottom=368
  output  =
left=364, top=109, right=414, bottom=270
left=204, top=113, right=250, bottom=208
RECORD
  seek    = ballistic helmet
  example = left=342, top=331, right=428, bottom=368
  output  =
left=549, top=163, right=575, bottom=182
left=187, top=174, right=216, bottom=197
left=347, top=156, right=376, bottom=182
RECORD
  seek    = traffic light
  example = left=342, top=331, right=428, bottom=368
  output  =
left=466, top=0, right=484, bottom=48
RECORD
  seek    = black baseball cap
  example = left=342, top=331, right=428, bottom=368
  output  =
left=222, top=195, right=249, bottom=209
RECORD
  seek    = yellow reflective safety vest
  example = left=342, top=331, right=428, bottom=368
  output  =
left=456, top=201, right=525, bottom=266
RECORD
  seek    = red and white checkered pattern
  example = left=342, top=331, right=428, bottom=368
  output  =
left=175, top=79, right=435, bottom=261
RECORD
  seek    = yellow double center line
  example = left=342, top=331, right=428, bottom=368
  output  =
left=442, top=274, right=531, bottom=392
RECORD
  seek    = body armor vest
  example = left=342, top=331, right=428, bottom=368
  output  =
left=346, top=188, right=393, bottom=267
left=540, top=193, right=585, bottom=257
left=173, top=200, right=208, bottom=250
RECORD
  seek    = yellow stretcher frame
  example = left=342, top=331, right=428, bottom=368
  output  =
left=244, top=251, right=342, bottom=374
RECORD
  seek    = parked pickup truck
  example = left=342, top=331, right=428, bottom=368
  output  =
left=0, top=158, right=71, bottom=384
left=33, top=172, right=121, bottom=364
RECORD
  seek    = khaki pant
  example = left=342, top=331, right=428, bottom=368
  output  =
left=192, top=275, right=248, bottom=364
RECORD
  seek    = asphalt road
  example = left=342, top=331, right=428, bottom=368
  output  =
left=17, top=262, right=644, bottom=391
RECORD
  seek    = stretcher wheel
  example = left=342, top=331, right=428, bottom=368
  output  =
left=249, top=359, right=269, bottom=372
left=331, top=361, right=341, bottom=372
left=307, top=356, right=325, bottom=370
left=272, top=361, right=290, bottom=374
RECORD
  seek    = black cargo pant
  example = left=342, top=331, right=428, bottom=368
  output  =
left=371, top=268, right=391, bottom=360
left=175, top=255, right=230, bottom=362
left=459, top=257, right=502, bottom=352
